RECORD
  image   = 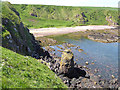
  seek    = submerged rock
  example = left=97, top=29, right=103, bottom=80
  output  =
left=85, top=61, right=89, bottom=65
left=78, top=49, right=84, bottom=52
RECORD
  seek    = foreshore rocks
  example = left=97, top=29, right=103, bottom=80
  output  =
left=36, top=37, right=59, bottom=46
left=88, top=34, right=119, bottom=43
left=34, top=29, right=119, bottom=88
left=87, top=29, right=119, bottom=43
left=40, top=49, right=119, bottom=89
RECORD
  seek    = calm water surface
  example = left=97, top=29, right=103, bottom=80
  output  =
left=45, top=38, right=118, bottom=79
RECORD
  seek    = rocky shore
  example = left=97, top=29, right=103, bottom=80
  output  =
left=35, top=37, right=64, bottom=46
left=87, top=29, right=119, bottom=43
left=34, top=28, right=119, bottom=88
left=36, top=29, right=119, bottom=46
left=38, top=43, right=118, bottom=89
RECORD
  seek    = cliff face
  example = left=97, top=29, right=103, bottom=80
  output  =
left=2, top=2, right=48, bottom=58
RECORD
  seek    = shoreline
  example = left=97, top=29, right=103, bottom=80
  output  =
left=32, top=26, right=119, bottom=88
left=30, top=25, right=116, bottom=37
left=41, top=42, right=118, bottom=88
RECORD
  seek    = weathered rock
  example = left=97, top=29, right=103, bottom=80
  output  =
left=59, top=49, right=74, bottom=74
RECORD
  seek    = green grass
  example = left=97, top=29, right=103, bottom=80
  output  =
left=13, top=4, right=118, bottom=29
left=21, top=16, right=74, bottom=28
left=1, top=46, right=67, bottom=88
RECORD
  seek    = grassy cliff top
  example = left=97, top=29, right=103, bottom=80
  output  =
left=1, top=46, right=67, bottom=88
left=13, top=4, right=118, bottom=28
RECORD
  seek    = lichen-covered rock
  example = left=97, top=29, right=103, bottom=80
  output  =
left=59, top=49, right=74, bottom=74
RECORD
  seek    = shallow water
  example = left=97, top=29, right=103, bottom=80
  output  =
left=44, top=38, right=118, bottom=80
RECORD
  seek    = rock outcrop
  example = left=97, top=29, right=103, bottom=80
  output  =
left=87, top=29, right=119, bottom=43
left=2, top=2, right=50, bottom=58
left=59, top=49, right=74, bottom=75
left=42, top=48, right=118, bottom=88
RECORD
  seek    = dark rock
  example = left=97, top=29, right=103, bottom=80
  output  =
left=85, top=74, right=90, bottom=79
left=51, top=60, right=55, bottom=64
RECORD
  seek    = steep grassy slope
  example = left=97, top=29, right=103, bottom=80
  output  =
left=2, top=2, right=48, bottom=57
left=1, top=46, right=67, bottom=88
left=13, top=4, right=119, bottom=28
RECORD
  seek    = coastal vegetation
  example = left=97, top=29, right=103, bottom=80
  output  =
left=1, top=1, right=119, bottom=89
left=2, top=1, right=67, bottom=88
left=2, top=46, right=67, bottom=88
left=13, top=4, right=119, bottom=28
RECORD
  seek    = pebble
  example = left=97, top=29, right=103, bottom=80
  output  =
left=98, top=75, right=101, bottom=78
left=91, top=62, right=95, bottom=65
left=85, top=61, right=89, bottom=65
left=111, top=75, right=115, bottom=79
left=76, top=59, right=78, bottom=61
left=78, top=49, right=84, bottom=52
left=94, top=82, right=97, bottom=85
left=94, top=69, right=98, bottom=73
left=83, top=65, right=87, bottom=68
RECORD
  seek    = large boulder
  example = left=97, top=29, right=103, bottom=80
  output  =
left=59, top=49, right=74, bottom=74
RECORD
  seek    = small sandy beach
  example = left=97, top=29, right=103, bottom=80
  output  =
left=30, top=25, right=116, bottom=37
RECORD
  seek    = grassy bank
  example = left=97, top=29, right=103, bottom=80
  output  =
left=13, top=4, right=118, bottom=29
left=2, top=46, right=67, bottom=88
left=17, top=15, right=75, bottom=28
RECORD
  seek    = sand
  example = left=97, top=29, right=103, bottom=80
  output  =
left=29, top=25, right=116, bottom=37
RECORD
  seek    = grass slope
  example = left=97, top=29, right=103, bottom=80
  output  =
left=2, top=46, right=67, bottom=88
left=13, top=4, right=118, bottom=28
